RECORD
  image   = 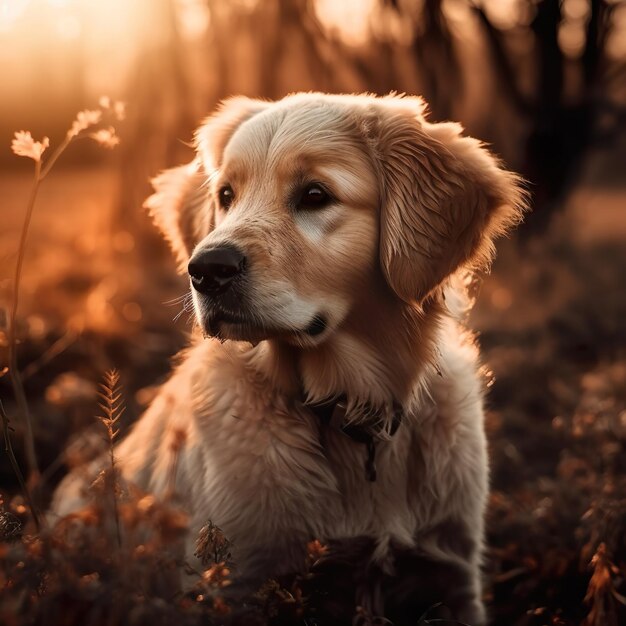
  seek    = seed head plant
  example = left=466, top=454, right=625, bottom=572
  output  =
left=96, top=369, right=125, bottom=548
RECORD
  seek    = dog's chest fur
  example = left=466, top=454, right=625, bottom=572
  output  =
left=115, top=318, right=487, bottom=581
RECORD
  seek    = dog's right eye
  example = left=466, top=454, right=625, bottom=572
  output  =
left=218, top=185, right=234, bottom=210
left=298, top=183, right=332, bottom=210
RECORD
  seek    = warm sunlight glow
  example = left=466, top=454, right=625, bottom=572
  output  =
left=176, top=0, right=211, bottom=41
left=0, top=0, right=149, bottom=108
left=56, top=13, right=81, bottom=39
left=315, top=0, right=376, bottom=45
left=0, top=0, right=30, bottom=31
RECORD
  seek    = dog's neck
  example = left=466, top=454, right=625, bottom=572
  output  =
left=247, top=286, right=443, bottom=412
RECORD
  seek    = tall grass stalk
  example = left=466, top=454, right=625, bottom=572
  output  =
left=7, top=158, right=42, bottom=481
left=0, top=400, right=40, bottom=530
left=6, top=102, right=123, bottom=500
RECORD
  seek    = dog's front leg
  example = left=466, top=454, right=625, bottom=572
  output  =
left=383, top=519, right=487, bottom=626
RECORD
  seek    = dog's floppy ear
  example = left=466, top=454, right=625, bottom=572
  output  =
left=144, top=160, right=209, bottom=272
left=194, top=96, right=269, bottom=170
left=367, top=97, right=527, bottom=302
left=145, top=97, right=268, bottom=272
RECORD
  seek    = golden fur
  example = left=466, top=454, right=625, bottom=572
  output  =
left=53, top=93, right=526, bottom=624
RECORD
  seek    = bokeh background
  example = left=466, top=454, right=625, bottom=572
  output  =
left=1, top=1, right=625, bottom=625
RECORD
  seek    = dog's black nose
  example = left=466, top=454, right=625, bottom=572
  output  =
left=188, top=245, right=246, bottom=295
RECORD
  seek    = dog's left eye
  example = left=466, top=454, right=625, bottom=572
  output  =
left=298, top=184, right=332, bottom=209
left=218, top=185, right=234, bottom=210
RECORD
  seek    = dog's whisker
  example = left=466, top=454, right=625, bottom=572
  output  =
left=163, top=293, right=190, bottom=306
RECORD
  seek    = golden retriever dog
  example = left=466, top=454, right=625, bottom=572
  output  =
left=53, top=93, right=526, bottom=624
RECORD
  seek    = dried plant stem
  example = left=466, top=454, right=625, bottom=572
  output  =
left=0, top=400, right=41, bottom=531
left=8, top=133, right=82, bottom=482
left=7, top=160, right=42, bottom=482
left=8, top=132, right=93, bottom=483
left=22, top=329, right=77, bottom=381
left=98, top=369, right=124, bottom=548
left=39, top=135, right=72, bottom=180
left=8, top=105, right=123, bottom=494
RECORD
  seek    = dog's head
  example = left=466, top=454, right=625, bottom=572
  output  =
left=146, top=93, right=526, bottom=346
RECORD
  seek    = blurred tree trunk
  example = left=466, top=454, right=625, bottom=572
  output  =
left=475, top=0, right=618, bottom=237
left=409, top=0, right=461, bottom=120
left=111, top=0, right=198, bottom=256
